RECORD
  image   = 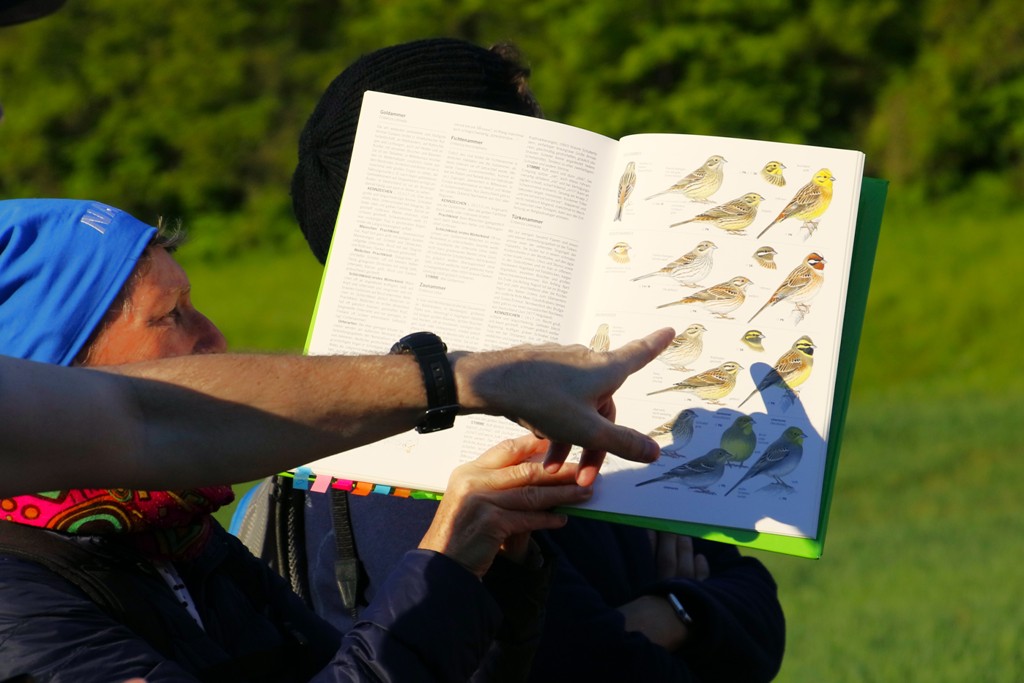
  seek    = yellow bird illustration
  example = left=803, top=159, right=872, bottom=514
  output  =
left=669, top=192, right=764, bottom=234
left=738, top=335, right=816, bottom=408
left=614, top=161, right=637, bottom=221
left=759, top=161, right=787, bottom=187
left=647, top=361, right=743, bottom=404
left=740, top=329, right=767, bottom=352
left=645, top=155, right=727, bottom=203
left=657, top=276, right=752, bottom=319
left=757, top=168, right=835, bottom=238
left=748, top=252, right=826, bottom=324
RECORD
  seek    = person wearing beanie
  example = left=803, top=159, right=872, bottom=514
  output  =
left=0, top=197, right=668, bottom=682
left=292, top=38, right=541, bottom=264
left=273, top=38, right=786, bottom=683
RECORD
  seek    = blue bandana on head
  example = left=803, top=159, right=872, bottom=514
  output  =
left=0, top=199, right=157, bottom=365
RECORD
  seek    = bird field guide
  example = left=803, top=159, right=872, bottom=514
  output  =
left=301, top=91, right=888, bottom=558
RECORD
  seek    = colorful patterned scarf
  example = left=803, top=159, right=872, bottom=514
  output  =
left=1, top=486, right=235, bottom=560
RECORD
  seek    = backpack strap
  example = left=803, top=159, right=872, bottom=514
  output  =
left=330, top=488, right=367, bottom=618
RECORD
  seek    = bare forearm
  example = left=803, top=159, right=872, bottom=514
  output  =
left=3, top=328, right=672, bottom=494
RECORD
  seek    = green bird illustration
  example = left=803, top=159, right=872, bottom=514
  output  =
left=719, top=415, right=757, bottom=466
left=725, top=426, right=806, bottom=496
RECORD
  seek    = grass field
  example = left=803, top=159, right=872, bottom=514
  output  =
left=182, top=186, right=1023, bottom=681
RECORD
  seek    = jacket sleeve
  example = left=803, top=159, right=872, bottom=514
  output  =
left=652, top=540, right=786, bottom=683
left=529, top=526, right=785, bottom=683
left=323, top=549, right=503, bottom=682
left=0, top=556, right=202, bottom=683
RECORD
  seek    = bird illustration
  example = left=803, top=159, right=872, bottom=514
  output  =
left=656, top=323, right=707, bottom=371
left=645, top=155, right=727, bottom=203
left=747, top=252, right=826, bottom=324
left=724, top=427, right=806, bottom=496
left=752, top=245, right=778, bottom=270
left=657, top=276, right=752, bottom=319
left=631, top=240, right=717, bottom=288
left=757, top=168, right=835, bottom=239
left=647, top=361, right=743, bottom=404
left=738, top=336, right=815, bottom=408
left=589, top=323, right=611, bottom=353
left=635, top=448, right=732, bottom=492
left=647, top=408, right=697, bottom=453
left=740, top=329, right=767, bottom=352
left=720, top=415, right=757, bottom=466
left=614, top=161, right=637, bottom=221
left=608, top=241, right=632, bottom=264
left=759, top=161, right=787, bottom=187
left=669, top=192, right=764, bottom=234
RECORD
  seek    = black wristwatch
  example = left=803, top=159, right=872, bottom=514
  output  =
left=390, top=331, right=460, bottom=433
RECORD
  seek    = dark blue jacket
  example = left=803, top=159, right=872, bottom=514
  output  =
left=305, top=493, right=785, bottom=682
left=0, top=523, right=507, bottom=682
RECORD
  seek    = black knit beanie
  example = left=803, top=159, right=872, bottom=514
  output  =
left=292, top=38, right=541, bottom=264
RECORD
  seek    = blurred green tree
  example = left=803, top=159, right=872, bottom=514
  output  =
left=1, top=0, right=1020, bottom=253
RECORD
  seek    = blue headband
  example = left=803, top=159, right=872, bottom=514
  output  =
left=0, top=199, right=156, bottom=366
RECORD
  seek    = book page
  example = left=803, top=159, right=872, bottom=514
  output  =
left=572, top=134, right=865, bottom=541
left=304, top=92, right=619, bottom=490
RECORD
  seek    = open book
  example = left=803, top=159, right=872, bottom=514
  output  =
left=302, top=91, right=887, bottom=558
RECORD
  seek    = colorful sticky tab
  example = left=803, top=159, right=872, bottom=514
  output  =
left=332, top=479, right=355, bottom=492
left=371, top=484, right=393, bottom=496
left=410, top=490, right=444, bottom=501
left=393, top=488, right=412, bottom=498
left=293, top=466, right=313, bottom=491
left=311, top=474, right=332, bottom=493
left=352, top=482, right=374, bottom=496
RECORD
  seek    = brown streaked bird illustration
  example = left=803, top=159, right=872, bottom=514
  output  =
left=759, top=161, right=787, bottom=187
left=669, top=192, right=764, bottom=234
left=752, top=245, right=778, bottom=270
left=588, top=323, right=611, bottom=353
left=631, top=240, right=717, bottom=288
left=739, top=335, right=815, bottom=410
left=647, top=408, right=697, bottom=453
left=757, top=168, right=835, bottom=239
left=645, top=155, right=727, bottom=203
left=740, top=329, right=767, bottom=352
left=646, top=361, right=744, bottom=404
left=614, top=161, right=637, bottom=221
left=657, top=276, right=752, bottom=319
left=748, top=253, right=826, bottom=324
left=634, top=448, right=732, bottom=492
left=608, top=241, right=632, bottom=264
left=656, top=323, right=708, bottom=371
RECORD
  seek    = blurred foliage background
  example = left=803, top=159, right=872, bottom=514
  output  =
left=3, top=1, right=1024, bottom=681
left=2, top=0, right=1021, bottom=255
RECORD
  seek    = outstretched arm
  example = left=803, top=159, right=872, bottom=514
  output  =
left=1, top=328, right=671, bottom=495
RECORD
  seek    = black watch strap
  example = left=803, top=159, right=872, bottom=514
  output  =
left=390, top=331, right=459, bottom=433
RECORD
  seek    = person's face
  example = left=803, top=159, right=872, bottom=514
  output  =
left=83, top=246, right=227, bottom=365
